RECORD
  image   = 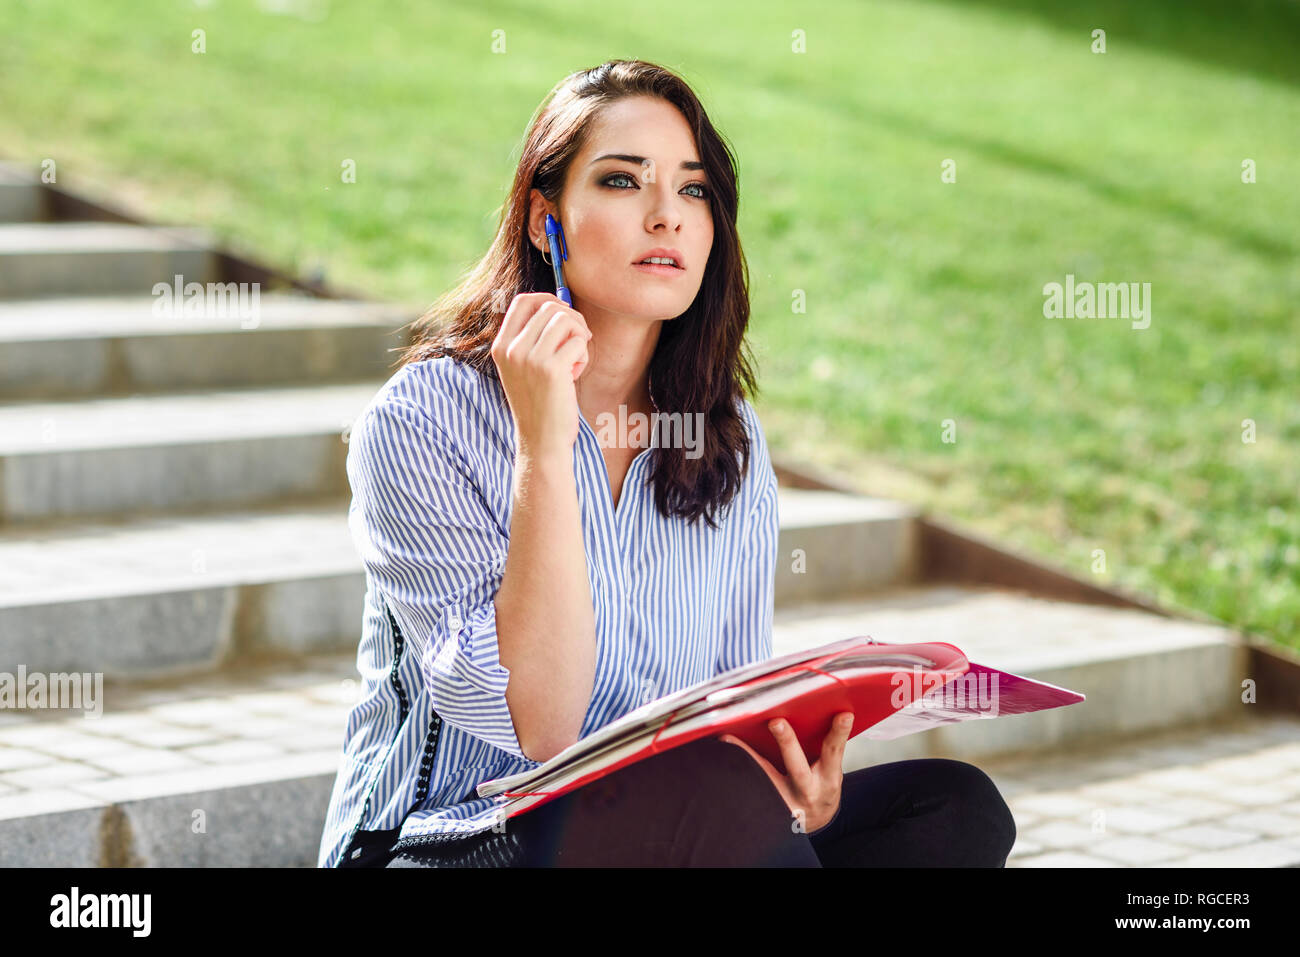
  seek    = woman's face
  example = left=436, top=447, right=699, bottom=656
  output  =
left=533, top=95, right=715, bottom=323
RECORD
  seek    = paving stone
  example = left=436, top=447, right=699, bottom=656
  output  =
left=276, top=729, right=347, bottom=753
left=0, top=787, right=104, bottom=822
left=1142, top=794, right=1238, bottom=824
left=0, top=746, right=54, bottom=772
left=1009, top=792, right=1099, bottom=818
left=1131, top=767, right=1231, bottom=794
left=0, top=724, right=86, bottom=750
left=146, top=700, right=247, bottom=726
left=1006, top=810, right=1043, bottom=832
left=20, top=730, right=139, bottom=760
left=121, top=726, right=225, bottom=748
left=221, top=716, right=300, bottom=739
left=1260, top=743, right=1300, bottom=770
left=1159, top=823, right=1260, bottom=850
left=1012, top=852, right=1119, bottom=867
left=74, top=714, right=168, bottom=739
left=1008, top=838, right=1044, bottom=857
left=221, top=692, right=310, bottom=716
left=1271, top=771, right=1300, bottom=795
left=83, top=747, right=203, bottom=775
left=1090, top=835, right=1189, bottom=864
left=1213, top=783, right=1293, bottom=807
left=1153, top=839, right=1300, bottom=868
left=1197, top=752, right=1296, bottom=783
left=1075, top=781, right=1169, bottom=805
left=1092, top=806, right=1188, bottom=835
left=1218, top=810, right=1300, bottom=839
left=181, top=740, right=285, bottom=764
left=2, top=762, right=110, bottom=789
left=1023, top=820, right=1101, bottom=849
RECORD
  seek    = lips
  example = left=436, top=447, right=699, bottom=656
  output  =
left=632, top=247, right=686, bottom=269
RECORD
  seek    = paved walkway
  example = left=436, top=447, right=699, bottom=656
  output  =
left=978, top=712, right=1300, bottom=867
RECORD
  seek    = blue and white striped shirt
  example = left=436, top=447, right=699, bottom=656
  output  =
left=317, top=356, right=778, bottom=868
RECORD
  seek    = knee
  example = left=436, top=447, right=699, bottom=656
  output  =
left=932, top=760, right=1017, bottom=862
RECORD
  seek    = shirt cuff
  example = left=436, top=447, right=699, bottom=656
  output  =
left=422, top=600, right=525, bottom=759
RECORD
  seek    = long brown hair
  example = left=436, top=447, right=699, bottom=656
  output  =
left=394, top=59, right=758, bottom=529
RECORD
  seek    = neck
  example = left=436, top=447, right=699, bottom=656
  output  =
left=573, top=300, right=662, bottom=432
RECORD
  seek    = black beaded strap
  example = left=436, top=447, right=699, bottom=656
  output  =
left=383, top=599, right=444, bottom=810
left=390, top=825, right=526, bottom=866
left=383, top=602, right=412, bottom=727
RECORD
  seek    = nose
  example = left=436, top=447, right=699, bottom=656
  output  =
left=644, top=184, right=686, bottom=233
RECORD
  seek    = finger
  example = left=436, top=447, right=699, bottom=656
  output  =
left=816, top=712, right=854, bottom=775
left=531, top=310, right=592, bottom=364
left=768, top=719, right=812, bottom=786
left=511, top=300, right=570, bottom=359
left=496, top=293, right=558, bottom=353
left=555, top=332, right=589, bottom=380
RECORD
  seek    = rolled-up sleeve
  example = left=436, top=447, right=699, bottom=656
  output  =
left=716, top=404, right=778, bottom=674
left=346, top=390, right=526, bottom=759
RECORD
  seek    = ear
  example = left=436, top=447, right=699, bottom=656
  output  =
left=527, top=189, right=556, bottom=253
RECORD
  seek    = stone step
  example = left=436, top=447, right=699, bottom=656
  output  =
left=0, top=380, right=381, bottom=523
left=775, top=585, right=1251, bottom=767
left=0, top=489, right=917, bottom=679
left=0, top=653, right=357, bottom=867
left=0, top=164, right=46, bottom=223
left=1, top=646, right=1293, bottom=868
left=0, top=222, right=217, bottom=298
left=0, top=293, right=412, bottom=399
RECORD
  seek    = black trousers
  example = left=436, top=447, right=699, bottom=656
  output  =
left=369, top=736, right=1015, bottom=867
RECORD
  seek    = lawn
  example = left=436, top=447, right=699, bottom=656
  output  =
left=1, top=0, right=1296, bottom=650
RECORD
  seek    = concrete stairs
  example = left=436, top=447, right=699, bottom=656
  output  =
left=0, top=159, right=1286, bottom=867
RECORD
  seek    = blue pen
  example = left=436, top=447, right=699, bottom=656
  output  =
left=544, top=213, right=572, bottom=306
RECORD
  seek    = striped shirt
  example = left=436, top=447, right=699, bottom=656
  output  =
left=317, top=356, right=778, bottom=868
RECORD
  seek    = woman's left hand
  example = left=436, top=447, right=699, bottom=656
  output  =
left=719, top=711, right=853, bottom=835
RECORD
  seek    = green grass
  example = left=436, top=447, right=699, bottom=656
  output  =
left=1, top=0, right=1297, bottom=651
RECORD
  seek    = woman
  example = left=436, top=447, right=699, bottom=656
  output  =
left=318, top=59, right=1017, bottom=868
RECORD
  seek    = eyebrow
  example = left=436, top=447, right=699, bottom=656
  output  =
left=590, top=153, right=704, bottom=172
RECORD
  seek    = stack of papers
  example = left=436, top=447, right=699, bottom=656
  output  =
left=477, top=636, right=1084, bottom=821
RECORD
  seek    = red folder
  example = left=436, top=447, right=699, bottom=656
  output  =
left=479, top=638, right=1085, bottom=820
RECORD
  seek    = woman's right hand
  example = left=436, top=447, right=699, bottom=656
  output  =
left=490, top=292, right=593, bottom=459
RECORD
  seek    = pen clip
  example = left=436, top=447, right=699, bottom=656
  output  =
left=555, top=218, right=568, bottom=261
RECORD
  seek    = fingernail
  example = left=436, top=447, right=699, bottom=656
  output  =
left=771, top=720, right=785, bottom=733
